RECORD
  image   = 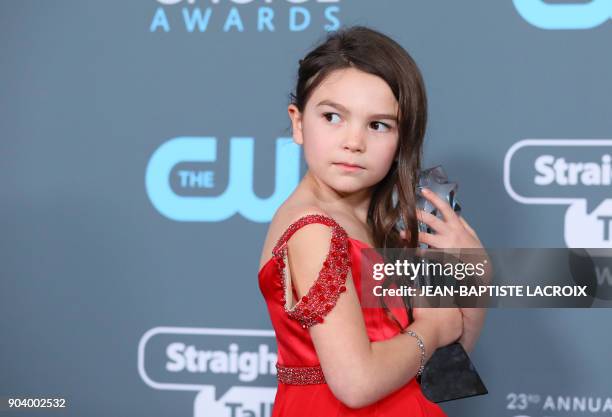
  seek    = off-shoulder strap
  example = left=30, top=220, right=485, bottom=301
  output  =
left=271, top=213, right=351, bottom=329
left=272, top=213, right=344, bottom=254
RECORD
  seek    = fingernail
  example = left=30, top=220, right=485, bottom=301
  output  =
left=421, top=187, right=430, bottom=194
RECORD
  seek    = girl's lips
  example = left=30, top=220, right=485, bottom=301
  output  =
left=334, top=162, right=364, bottom=171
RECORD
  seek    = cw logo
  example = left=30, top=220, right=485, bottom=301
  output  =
left=145, top=137, right=301, bottom=222
left=513, top=0, right=612, bottom=29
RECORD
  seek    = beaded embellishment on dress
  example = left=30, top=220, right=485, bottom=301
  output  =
left=272, top=214, right=351, bottom=329
left=276, top=364, right=326, bottom=385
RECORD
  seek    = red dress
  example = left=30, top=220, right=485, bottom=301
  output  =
left=258, top=213, right=448, bottom=416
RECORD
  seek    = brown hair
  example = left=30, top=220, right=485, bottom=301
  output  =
left=289, top=25, right=428, bottom=330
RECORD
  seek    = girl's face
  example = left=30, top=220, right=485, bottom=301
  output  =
left=288, top=67, right=399, bottom=195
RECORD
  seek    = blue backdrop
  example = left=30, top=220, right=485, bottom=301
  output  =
left=1, top=1, right=611, bottom=416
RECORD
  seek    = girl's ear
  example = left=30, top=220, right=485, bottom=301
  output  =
left=287, top=104, right=304, bottom=145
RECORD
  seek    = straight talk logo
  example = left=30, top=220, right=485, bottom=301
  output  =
left=165, top=342, right=276, bottom=382
left=504, top=139, right=612, bottom=248
left=138, top=327, right=278, bottom=417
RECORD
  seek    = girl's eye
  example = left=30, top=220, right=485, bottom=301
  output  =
left=323, top=112, right=341, bottom=124
left=371, top=121, right=391, bottom=132
left=323, top=112, right=391, bottom=132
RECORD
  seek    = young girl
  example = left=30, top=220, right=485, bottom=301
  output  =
left=258, top=25, right=485, bottom=415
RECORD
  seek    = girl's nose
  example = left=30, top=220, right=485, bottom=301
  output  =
left=342, top=126, right=367, bottom=152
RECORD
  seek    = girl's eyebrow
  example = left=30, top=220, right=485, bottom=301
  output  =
left=316, top=99, right=398, bottom=122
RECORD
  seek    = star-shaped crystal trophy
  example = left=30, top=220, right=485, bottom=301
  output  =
left=393, top=165, right=461, bottom=249
left=391, top=165, right=488, bottom=403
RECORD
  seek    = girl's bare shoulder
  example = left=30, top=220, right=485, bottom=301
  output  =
left=258, top=202, right=330, bottom=269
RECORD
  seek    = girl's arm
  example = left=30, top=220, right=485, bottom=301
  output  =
left=409, top=189, right=490, bottom=355
left=285, top=216, right=462, bottom=409
left=458, top=308, right=486, bottom=353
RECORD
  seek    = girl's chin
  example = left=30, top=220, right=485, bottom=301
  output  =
left=328, top=179, right=375, bottom=194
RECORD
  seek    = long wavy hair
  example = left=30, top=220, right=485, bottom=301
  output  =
left=289, top=25, right=428, bottom=330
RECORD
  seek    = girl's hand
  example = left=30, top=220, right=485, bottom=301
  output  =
left=399, top=187, right=489, bottom=353
left=399, top=187, right=483, bottom=249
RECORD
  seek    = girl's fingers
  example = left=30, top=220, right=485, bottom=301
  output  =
left=417, top=210, right=446, bottom=234
left=401, top=211, right=446, bottom=239
left=417, top=231, right=440, bottom=248
left=421, top=188, right=459, bottom=225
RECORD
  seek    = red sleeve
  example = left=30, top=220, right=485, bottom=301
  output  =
left=271, top=213, right=351, bottom=329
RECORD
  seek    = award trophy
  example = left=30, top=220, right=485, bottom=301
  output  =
left=392, top=165, right=488, bottom=403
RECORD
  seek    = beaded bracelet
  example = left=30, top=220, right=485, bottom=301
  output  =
left=404, top=330, right=425, bottom=377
